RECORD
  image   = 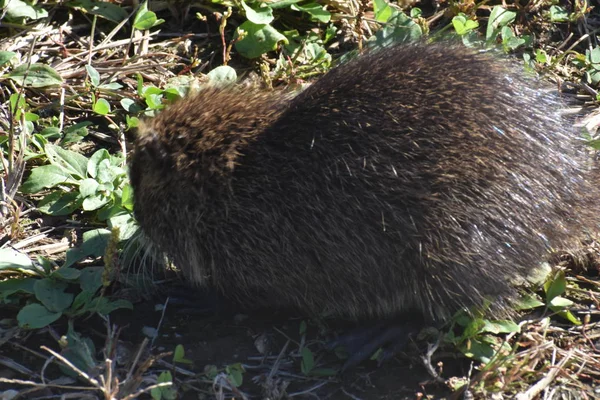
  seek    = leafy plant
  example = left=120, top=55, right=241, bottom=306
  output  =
left=20, top=144, right=137, bottom=240
left=445, top=311, right=520, bottom=364
left=486, top=6, right=531, bottom=51
left=0, top=230, right=132, bottom=330
left=66, top=0, right=128, bottom=23
left=548, top=5, right=570, bottom=23
left=225, top=363, right=244, bottom=387
left=133, top=1, right=164, bottom=31
left=368, top=5, right=423, bottom=50
left=573, top=47, right=600, bottom=86
left=151, top=371, right=176, bottom=400
left=516, top=269, right=581, bottom=325
left=0, top=0, right=49, bottom=22
left=5, top=63, right=63, bottom=88
left=205, top=0, right=332, bottom=61
left=297, top=320, right=337, bottom=377
left=452, top=13, right=479, bottom=36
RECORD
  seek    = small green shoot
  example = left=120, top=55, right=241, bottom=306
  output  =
left=151, top=371, right=176, bottom=400
left=173, top=344, right=193, bottom=365
left=225, top=363, right=244, bottom=387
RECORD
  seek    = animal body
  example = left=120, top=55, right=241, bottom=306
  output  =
left=130, top=42, right=596, bottom=324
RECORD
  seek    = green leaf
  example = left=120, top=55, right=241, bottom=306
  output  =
left=268, top=0, right=302, bottom=8
left=93, top=98, right=111, bottom=115
left=460, top=337, right=496, bottom=363
left=108, top=212, right=139, bottom=241
left=79, top=267, right=104, bottom=293
left=9, top=92, right=26, bottom=120
left=97, top=203, right=121, bottom=221
left=94, top=298, right=133, bottom=315
left=549, top=296, right=574, bottom=308
left=206, top=66, right=237, bottom=86
left=300, top=347, right=314, bottom=375
left=291, top=3, right=330, bottom=23
left=127, top=116, right=140, bottom=129
left=0, top=51, right=16, bottom=66
left=24, top=112, right=39, bottom=122
left=97, top=182, right=115, bottom=192
left=20, top=165, right=74, bottom=193
left=145, top=93, right=164, bottom=110
left=63, top=229, right=111, bottom=268
left=549, top=5, right=569, bottom=22
left=46, top=144, right=88, bottom=180
left=368, top=12, right=422, bottom=49
left=585, top=135, right=600, bottom=151
left=299, top=320, right=307, bottom=335
left=234, top=21, right=288, bottom=59
left=98, top=82, right=123, bottom=90
left=0, top=277, right=37, bottom=299
left=136, top=73, right=144, bottom=96
left=133, top=1, right=164, bottom=30
left=514, top=294, right=545, bottom=310
left=373, top=0, right=393, bottom=22
left=163, top=76, right=192, bottom=98
left=97, top=160, right=124, bottom=184
left=34, top=279, right=74, bottom=313
left=151, top=371, right=175, bottom=400
left=29, top=134, right=46, bottom=153
left=39, top=127, right=61, bottom=139
left=535, top=49, right=548, bottom=64
left=4, top=0, right=49, bottom=20
left=71, top=290, right=94, bottom=312
left=225, top=364, right=244, bottom=387
left=324, top=25, right=337, bottom=43
left=486, top=6, right=516, bottom=41
left=204, top=365, right=218, bottom=379
left=588, top=47, right=600, bottom=65
left=550, top=307, right=582, bottom=325
left=8, top=63, right=63, bottom=88
left=452, top=14, right=479, bottom=35
left=23, top=120, right=34, bottom=135
left=66, top=0, right=128, bottom=23
left=480, top=319, right=520, bottom=334
left=85, top=65, right=100, bottom=87
left=121, top=98, right=142, bottom=113
left=17, top=303, right=62, bottom=329
left=586, top=70, right=600, bottom=85
left=83, top=193, right=110, bottom=211
left=141, top=85, right=162, bottom=97
left=501, top=26, right=526, bottom=50
left=0, top=248, right=34, bottom=271
left=109, top=152, right=125, bottom=166
left=121, top=184, right=134, bottom=211
left=38, top=191, right=83, bottom=216
left=87, top=149, right=110, bottom=178
left=37, top=256, right=54, bottom=275
left=80, top=178, right=100, bottom=197
left=173, top=344, right=193, bottom=364
left=241, top=0, right=274, bottom=24
left=60, top=326, right=97, bottom=376
left=63, top=121, right=91, bottom=144
left=544, top=270, right=566, bottom=302
left=52, top=267, right=81, bottom=280
left=410, top=8, right=422, bottom=18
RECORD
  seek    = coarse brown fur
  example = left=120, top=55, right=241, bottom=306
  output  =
left=130, top=42, right=597, bottom=323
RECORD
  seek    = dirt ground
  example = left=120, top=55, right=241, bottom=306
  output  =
left=1, top=293, right=467, bottom=399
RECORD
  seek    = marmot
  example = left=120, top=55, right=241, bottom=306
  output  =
left=129, top=42, right=597, bottom=325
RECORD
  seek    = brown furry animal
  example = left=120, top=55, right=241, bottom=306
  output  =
left=130, top=42, right=596, bottom=324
